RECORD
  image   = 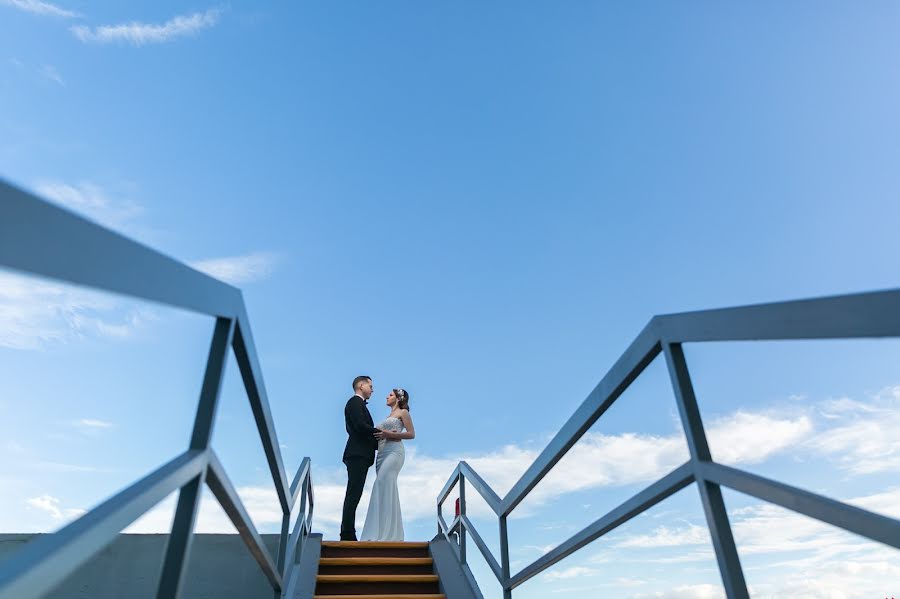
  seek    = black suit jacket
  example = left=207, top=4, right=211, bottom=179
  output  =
left=343, top=395, right=378, bottom=465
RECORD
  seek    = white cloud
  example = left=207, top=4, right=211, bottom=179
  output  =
left=2, top=180, right=275, bottom=348
left=125, top=486, right=285, bottom=534
left=0, top=270, right=155, bottom=350
left=616, top=524, right=710, bottom=548
left=34, top=461, right=113, bottom=473
left=1, top=0, right=78, bottom=18
left=35, top=180, right=143, bottom=230
left=629, top=584, right=724, bottom=599
left=26, top=495, right=85, bottom=521
left=40, top=64, right=64, bottom=86
left=806, top=385, right=900, bottom=474
left=706, top=411, right=812, bottom=465
left=605, top=487, right=900, bottom=597
left=122, top=408, right=815, bottom=538
left=71, top=8, right=221, bottom=46
left=543, top=566, right=602, bottom=581
left=74, top=418, right=114, bottom=430
left=6, top=440, right=26, bottom=454
left=190, top=252, right=280, bottom=285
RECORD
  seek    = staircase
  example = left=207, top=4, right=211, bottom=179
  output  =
left=314, top=541, right=444, bottom=599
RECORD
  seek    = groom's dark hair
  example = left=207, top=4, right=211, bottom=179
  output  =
left=352, top=375, right=371, bottom=391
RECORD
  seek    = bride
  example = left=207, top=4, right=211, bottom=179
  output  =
left=361, top=388, right=415, bottom=541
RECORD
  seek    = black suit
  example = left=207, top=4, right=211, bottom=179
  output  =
left=340, top=394, right=378, bottom=540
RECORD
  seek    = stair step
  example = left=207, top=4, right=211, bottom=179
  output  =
left=314, top=596, right=445, bottom=599
left=317, top=554, right=435, bottom=576
left=322, top=541, right=429, bottom=549
left=320, top=557, right=433, bottom=566
left=317, top=574, right=439, bottom=584
left=320, top=540, right=431, bottom=559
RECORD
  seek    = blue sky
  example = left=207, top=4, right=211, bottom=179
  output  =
left=2, top=1, right=900, bottom=597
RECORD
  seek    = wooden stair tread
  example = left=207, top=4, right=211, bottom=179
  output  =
left=320, top=557, right=433, bottom=566
left=314, top=595, right=445, bottom=599
left=322, top=541, right=429, bottom=549
left=316, top=574, right=439, bottom=583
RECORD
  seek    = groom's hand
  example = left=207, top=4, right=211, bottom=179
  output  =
left=374, top=428, right=385, bottom=440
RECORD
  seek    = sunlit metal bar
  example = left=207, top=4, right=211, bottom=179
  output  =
left=655, top=288, right=900, bottom=342
left=0, top=179, right=241, bottom=318
left=290, top=458, right=311, bottom=506
left=460, top=462, right=503, bottom=514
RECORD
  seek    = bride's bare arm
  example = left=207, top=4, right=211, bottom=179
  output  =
left=384, top=409, right=415, bottom=440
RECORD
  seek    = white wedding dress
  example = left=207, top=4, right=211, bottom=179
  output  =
left=360, top=415, right=405, bottom=541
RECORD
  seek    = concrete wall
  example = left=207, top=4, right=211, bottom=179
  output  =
left=0, top=534, right=281, bottom=599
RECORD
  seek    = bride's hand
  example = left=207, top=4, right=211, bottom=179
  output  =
left=374, top=428, right=386, bottom=440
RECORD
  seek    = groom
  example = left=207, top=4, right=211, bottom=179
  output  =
left=340, top=375, right=380, bottom=541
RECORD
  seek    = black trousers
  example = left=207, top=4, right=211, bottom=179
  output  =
left=340, top=457, right=371, bottom=541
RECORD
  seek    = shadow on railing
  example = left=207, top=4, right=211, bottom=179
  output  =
left=438, top=288, right=900, bottom=598
left=0, top=179, right=314, bottom=599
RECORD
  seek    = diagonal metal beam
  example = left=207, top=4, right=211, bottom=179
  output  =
left=508, top=462, right=694, bottom=589
left=460, top=515, right=503, bottom=581
left=500, top=323, right=661, bottom=516
left=0, top=450, right=207, bottom=599
left=206, top=451, right=283, bottom=592
left=460, top=462, right=503, bottom=515
left=232, top=313, right=291, bottom=513
left=699, top=461, right=900, bottom=551
left=664, top=343, right=748, bottom=599
left=437, top=465, right=461, bottom=506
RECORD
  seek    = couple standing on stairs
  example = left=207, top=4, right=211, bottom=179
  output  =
left=340, top=375, right=416, bottom=541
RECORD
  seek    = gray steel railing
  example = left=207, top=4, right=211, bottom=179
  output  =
left=438, top=289, right=900, bottom=598
left=0, top=179, right=314, bottom=599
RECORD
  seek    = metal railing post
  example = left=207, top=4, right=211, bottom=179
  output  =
left=663, top=342, right=749, bottom=599
left=275, top=511, right=290, bottom=599
left=459, top=475, right=467, bottom=565
left=500, top=515, right=511, bottom=599
left=156, top=318, right=235, bottom=599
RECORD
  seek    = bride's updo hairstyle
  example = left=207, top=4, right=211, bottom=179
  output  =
left=394, top=388, right=410, bottom=412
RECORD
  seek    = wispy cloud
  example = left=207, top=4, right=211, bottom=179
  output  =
left=0, top=270, right=155, bottom=350
left=629, top=584, right=724, bottom=599
left=806, top=385, right=900, bottom=474
left=40, top=64, right=64, bottom=86
left=191, top=252, right=280, bottom=285
left=26, top=495, right=85, bottom=520
left=1, top=180, right=154, bottom=350
left=71, top=8, right=221, bottom=46
left=34, top=461, right=113, bottom=473
left=6, top=440, right=26, bottom=454
left=73, top=418, right=114, bottom=430
left=1, top=0, right=78, bottom=19
left=543, top=566, right=603, bottom=581
left=616, top=524, right=709, bottom=549
left=35, top=180, right=143, bottom=230
left=600, top=485, right=900, bottom=597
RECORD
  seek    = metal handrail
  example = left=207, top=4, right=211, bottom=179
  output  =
left=438, top=287, right=900, bottom=598
left=0, top=179, right=314, bottom=599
